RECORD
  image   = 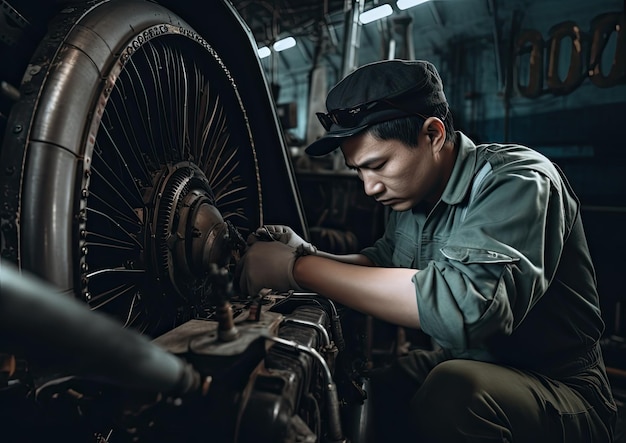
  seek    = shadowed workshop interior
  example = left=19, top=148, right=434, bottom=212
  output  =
left=0, top=0, right=624, bottom=441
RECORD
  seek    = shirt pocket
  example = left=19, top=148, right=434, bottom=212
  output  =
left=440, top=246, right=520, bottom=265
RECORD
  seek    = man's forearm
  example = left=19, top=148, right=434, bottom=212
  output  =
left=292, top=255, right=421, bottom=329
left=313, top=251, right=375, bottom=265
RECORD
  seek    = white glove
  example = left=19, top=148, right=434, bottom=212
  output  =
left=237, top=234, right=302, bottom=295
left=255, top=225, right=317, bottom=256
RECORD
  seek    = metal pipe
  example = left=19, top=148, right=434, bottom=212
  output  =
left=488, top=0, right=503, bottom=88
left=0, top=265, right=201, bottom=396
left=283, top=317, right=331, bottom=349
left=341, top=0, right=364, bottom=78
left=346, top=378, right=375, bottom=443
left=263, top=334, right=345, bottom=442
left=287, top=293, right=346, bottom=352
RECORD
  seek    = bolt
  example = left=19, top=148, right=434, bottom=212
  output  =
left=13, top=125, right=22, bottom=133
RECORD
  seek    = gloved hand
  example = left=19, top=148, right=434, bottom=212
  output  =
left=237, top=235, right=303, bottom=296
left=255, top=225, right=317, bottom=256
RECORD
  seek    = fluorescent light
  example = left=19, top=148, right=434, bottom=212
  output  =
left=397, top=0, right=430, bottom=10
left=273, top=37, right=296, bottom=52
left=257, top=46, right=271, bottom=58
left=359, top=4, right=393, bottom=24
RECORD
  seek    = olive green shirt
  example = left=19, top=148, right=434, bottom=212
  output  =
left=361, top=132, right=604, bottom=376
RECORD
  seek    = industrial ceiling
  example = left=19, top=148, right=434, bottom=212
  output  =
left=228, top=0, right=624, bottom=144
left=231, top=0, right=523, bottom=85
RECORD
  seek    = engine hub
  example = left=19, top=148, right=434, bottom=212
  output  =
left=148, top=162, right=241, bottom=302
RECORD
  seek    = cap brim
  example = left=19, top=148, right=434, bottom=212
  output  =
left=305, top=124, right=368, bottom=157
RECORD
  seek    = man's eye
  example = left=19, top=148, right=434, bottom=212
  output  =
left=372, top=163, right=385, bottom=171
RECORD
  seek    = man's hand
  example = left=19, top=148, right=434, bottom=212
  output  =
left=237, top=236, right=303, bottom=296
left=255, top=225, right=317, bottom=256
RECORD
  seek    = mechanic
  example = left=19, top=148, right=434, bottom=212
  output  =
left=237, top=59, right=617, bottom=442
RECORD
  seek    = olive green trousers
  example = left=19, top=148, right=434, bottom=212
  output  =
left=368, top=349, right=617, bottom=442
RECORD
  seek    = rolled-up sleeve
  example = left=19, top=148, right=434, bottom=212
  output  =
left=414, top=250, right=517, bottom=349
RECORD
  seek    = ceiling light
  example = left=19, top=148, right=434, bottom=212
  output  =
left=273, top=37, right=296, bottom=52
left=257, top=46, right=271, bottom=58
left=359, top=4, right=393, bottom=24
left=397, top=0, right=430, bottom=10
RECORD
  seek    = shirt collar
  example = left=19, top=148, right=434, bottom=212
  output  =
left=439, top=132, right=478, bottom=205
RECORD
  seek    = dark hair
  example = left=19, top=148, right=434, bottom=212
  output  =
left=367, top=104, right=456, bottom=147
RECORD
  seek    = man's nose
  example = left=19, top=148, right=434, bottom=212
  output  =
left=363, top=174, right=384, bottom=197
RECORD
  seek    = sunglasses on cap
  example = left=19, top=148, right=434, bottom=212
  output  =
left=316, top=98, right=430, bottom=132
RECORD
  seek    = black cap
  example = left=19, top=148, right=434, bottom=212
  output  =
left=305, top=59, right=448, bottom=157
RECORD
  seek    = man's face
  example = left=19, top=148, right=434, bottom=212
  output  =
left=341, top=126, right=444, bottom=212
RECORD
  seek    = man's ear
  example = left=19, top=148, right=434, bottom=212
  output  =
left=423, top=117, right=446, bottom=153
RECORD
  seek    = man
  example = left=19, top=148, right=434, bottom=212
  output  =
left=238, top=59, right=617, bottom=442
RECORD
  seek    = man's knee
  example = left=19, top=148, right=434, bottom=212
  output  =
left=412, top=360, right=512, bottom=442
left=413, top=360, right=486, bottom=415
